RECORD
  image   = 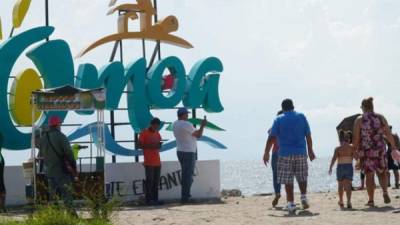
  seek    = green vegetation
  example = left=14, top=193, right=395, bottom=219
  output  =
left=0, top=206, right=113, bottom=225
left=0, top=194, right=120, bottom=225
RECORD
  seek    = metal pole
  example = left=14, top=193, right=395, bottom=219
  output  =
left=100, top=110, right=106, bottom=198
left=109, top=39, right=120, bottom=163
left=148, top=42, right=160, bottom=69
left=9, top=27, right=14, bottom=38
left=119, top=40, right=123, bottom=62
left=142, top=39, right=146, bottom=59
left=134, top=134, right=139, bottom=162
left=110, top=111, right=116, bottom=163
left=153, top=0, right=161, bottom=60
left=45, top=0, right=49, bottom=41
left=137, top=30, right=147, bottom=164
left=31, top=97, right=37, bottom=204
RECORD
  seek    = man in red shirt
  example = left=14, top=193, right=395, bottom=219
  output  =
left=139, top=118, right=162, bottom=205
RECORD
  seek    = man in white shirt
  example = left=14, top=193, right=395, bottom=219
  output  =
left=173, top=107, right=207, bottom=203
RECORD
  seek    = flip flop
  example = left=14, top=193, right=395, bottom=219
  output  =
left=347, top=202, right=352, bottom=209
left=383, top=193, right=391, bottom=204
left=365, top=201, right=375, bottom=207
left=338, top=202, right=344, bottom=209
left=272, top=195, right=281, bottom=207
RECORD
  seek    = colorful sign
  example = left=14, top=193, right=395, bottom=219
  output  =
left=0, top=0, right=224, bottom=153
left=33, top=86, right=106, bottom=111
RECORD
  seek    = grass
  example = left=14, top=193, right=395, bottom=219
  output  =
left=0, top=206, right=113, bottom=225
left=0, top=177, right=121, bottom=224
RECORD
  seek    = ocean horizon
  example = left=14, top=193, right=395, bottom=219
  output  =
left=221, top=157, right=368, bottom=196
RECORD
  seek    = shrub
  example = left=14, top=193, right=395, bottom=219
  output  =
left=0, top=206, right=112, bottom=225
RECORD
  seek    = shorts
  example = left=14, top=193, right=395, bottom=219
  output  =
left=336, top=164, right=353, bottom=181
left=277, top=155, right=308, bottom=185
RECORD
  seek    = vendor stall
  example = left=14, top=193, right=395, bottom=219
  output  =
left=30, top=85, right=106, bottom=204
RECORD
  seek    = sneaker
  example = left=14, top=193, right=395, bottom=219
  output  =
left=287, top=203, right=296, bottom=213
left=301, top=197, right=310, bottom=209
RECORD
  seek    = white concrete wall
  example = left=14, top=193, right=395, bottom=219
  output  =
left=105, top=160, right=221, bottom=202
left=4, top=166, right=28, bottom=205
left=4, top=160, right=220, bottom=206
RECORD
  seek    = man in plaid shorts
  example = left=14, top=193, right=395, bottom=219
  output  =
left=263, top=99, right=316, bottom=213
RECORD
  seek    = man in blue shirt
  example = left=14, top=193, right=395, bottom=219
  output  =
left=263, top=99, right=316, bottom=213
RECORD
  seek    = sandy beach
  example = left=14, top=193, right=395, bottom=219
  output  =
left=112, top=189, right=400, bottom=225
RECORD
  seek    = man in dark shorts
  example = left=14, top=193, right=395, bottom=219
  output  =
left=264, top=99, right=316, bottom=213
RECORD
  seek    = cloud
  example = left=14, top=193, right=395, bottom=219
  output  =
left=278, top=32, right=312, bottom=61
left=329, top=22, right=372, bottom=43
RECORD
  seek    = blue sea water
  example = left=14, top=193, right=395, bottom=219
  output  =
left=220, top=157, right=365, bottom=196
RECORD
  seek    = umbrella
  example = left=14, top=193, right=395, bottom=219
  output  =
left=336, top=114, right=361, bottom=132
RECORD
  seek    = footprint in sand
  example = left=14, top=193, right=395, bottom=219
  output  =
left=152, top=217, right=166, bottom=221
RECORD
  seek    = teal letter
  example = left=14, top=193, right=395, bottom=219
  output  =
left=0, top=26, right=53, bottom=149
left=75, top=58, right=153, bottom=132
left=98, top=62, right=126, bottom=110
left=75, top=62, right=127, bottom=110
left=147, top=56, right=186, bottom=108
left=184, top=57, right=224, bottom=112
left=75, top=63, right=100, bottom=115
left=27, top=39, right=75, bottom=124
left=126, top=58, right=153, bottom=132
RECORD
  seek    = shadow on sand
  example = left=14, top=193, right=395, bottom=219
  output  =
left=268, top=207, right=319, bottom=218
left=119, top=199, right=226, bottom=212
left=268, top=211, right=319, bottom=218
left=361, top=206, right=396, bottom=213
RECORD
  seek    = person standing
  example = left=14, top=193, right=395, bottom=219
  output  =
left=0, top=132, right=6, bottom=213
left=263, top=99, right=316, bottom=213
left=357, top=172, right=366, bottom=190
left=139, top=118, right=162, bottom=205
left=329, top=130, right=355, bottom=209
left=386, top=126, right=400, bottom=189
left=173, top=108, right=207, bottom=203
left=353, top=97, right=397, bottom=207
left=265, top=111, right=283, bottom=207
left=39, top=116, right=77, bottom=215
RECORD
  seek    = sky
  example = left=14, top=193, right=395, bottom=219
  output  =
left=2, top=0, right=400, bottom=165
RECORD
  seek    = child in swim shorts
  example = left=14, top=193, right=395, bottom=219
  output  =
left=329, top=130, right=355, bottom=209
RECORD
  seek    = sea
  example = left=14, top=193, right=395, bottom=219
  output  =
left=220, top=157, right=367, bottom=196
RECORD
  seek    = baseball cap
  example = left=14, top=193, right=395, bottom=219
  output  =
left=48, top=115, right=62, bottom=127
left=177, top=107, right=190, bottom=116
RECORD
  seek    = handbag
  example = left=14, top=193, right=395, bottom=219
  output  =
left=45, top=132, right=78, bottom=177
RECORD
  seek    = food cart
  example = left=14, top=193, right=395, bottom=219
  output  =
left=30, top=85, right=106, bottom=204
